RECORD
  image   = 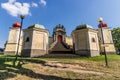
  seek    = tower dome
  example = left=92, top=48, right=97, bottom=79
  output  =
left=28, top=24, right=45, bottom=29
left=13, top=22, right=21, bottom=28
left=76, top=24, right=93, bottom=30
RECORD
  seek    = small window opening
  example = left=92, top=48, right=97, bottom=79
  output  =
left=26, top=37, right=29, bottom=42
left=92, top=38, right=96, bottom=42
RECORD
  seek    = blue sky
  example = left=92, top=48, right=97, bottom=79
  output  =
left=0, top=0, right=120, bottom=48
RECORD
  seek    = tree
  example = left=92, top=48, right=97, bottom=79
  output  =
left=112, top=27, right=120, bottom=54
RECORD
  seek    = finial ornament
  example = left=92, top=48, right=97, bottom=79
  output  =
left=13, top=22, right=21, bottom=28
left=98, top=17, right=103, bottom=22
left=20, top=15, right=25, bottom=19
left=98, top=17, right=107, bottom=28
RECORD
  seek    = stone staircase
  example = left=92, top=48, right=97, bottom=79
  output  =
left=49, top=41, right=57, bottom=51
left=50, top=42, right=72, bottom=53
left=40, top=42, right=81, bottom=58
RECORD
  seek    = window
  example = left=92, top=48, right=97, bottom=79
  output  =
left=26, top=37, right=29, bottom=42
left=92, top=38, right=96, bottom=42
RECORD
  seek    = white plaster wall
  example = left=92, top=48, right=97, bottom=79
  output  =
left=72, top=30, right=88, bottom=51
left=88, top=32, right=99, bottom=51
left=31, top=30, right=49, bottom=50
left=32, top=31, right=44, bottom=49
left=98, top=28, right=116, bottom=53
left=22, top=30, right=33, bottom=49
left=8, top=28, right=20, bottom=43
left=98, top=28, right=112, bottom=44
left=66, top=37, right=73, bottom=46
left=4, top=27, right=23, bottom=54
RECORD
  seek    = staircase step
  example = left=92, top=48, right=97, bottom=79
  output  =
left=51, top=42, right=71, bottom=52
left=40, top=53, right=81, bottom=58
left=50, top=51, right=73, bottom=54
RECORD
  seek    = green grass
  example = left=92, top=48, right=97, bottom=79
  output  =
left=0, top=54, right=120, bottom=66
left=36, top=54, right=120, bottom=62
left=85, top=54, right=120, bottom=61
left=0, top=54, right=120, bottom=68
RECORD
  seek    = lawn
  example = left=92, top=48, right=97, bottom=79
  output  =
left=0, top=54, right=120, bottom=80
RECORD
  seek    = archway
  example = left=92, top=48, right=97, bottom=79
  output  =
left=57, top=35, right=62, bottom=43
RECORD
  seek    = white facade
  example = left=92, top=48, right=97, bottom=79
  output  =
left=21, top=24, right=49, bottom=57
left=4, top=27, right=22, bottom=54
left=72, top=26, right=100, bottom=57
left=98, top=27, right=116, bottom=53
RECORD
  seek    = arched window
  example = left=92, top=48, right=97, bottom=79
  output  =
left=26, top=37, right=29, bottom=42
left=92, top=38, right=96, bottom=42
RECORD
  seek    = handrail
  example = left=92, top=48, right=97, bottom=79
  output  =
left=49, top=41, right=57, bottom=50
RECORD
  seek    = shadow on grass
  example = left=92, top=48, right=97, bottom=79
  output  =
left=0, top=56, right=84, bottom=80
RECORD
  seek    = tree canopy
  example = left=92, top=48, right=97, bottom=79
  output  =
left=112, top=27, right=120, bottom=53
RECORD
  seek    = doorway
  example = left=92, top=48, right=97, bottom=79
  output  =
left=57, top=35, right=62, bottom=43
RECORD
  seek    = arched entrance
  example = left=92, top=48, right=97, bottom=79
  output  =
left=57, top=35, right=62, bottom=43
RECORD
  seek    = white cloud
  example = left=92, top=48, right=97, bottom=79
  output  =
left=1, top=0, right=46, bottom=17
left=40, top=0, right=46, bottom=6
left=1, top=0, right=31, bottom=17
left=32, top=2, right=38, bottom=7
left=9, top=0, right=16, bottom=3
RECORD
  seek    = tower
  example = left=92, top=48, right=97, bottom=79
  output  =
left=49, top=24, right=72, bottom=53
left=98, top=18, right=116, bottom=54
left=4, top=22, right=22, bottom=54
left=53, top=24, right=66, bottom=43
left=72, top=24, right=100, bottom=57
left=21, top=24, right=49, bottom=57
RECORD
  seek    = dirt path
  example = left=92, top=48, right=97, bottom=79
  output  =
left=43, top=61, right=104, bottom=75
